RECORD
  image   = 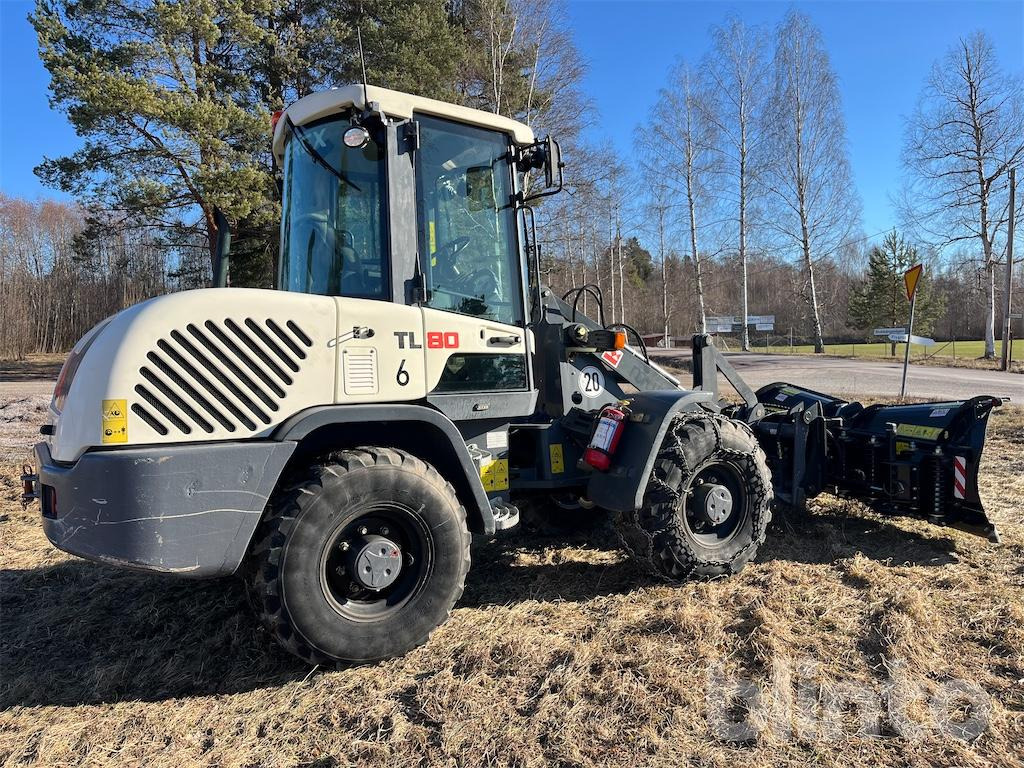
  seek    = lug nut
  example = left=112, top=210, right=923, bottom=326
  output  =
left=339, top=541, right=350, bottom=552
left=380, top=526, right=390, bottom=536
left=358, top=526, right=368, bottom=535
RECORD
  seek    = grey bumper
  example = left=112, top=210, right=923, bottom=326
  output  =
left=34, top=440, right=295, bottom=578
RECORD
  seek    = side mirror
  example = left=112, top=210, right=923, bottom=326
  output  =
left=544, top=138, right=562, bottom=189
left=520, top=136, right=564, bottom=202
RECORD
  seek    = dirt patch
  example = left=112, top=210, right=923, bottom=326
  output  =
left=0, top=396, right=50, bottom=463
left=1, top=375, right=1022, bottom=766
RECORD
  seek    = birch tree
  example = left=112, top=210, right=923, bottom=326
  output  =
left=763, top=10, right=860, bottom=353
left=647, top=62, right=718, bottom=333
left=901, top=31, right=1024, bottom=357
left=703, top=17, right=769, bottom=350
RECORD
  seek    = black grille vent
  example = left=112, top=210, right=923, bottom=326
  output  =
left=136, top=317, right=312, bottom=436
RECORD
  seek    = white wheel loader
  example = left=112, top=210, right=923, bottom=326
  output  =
left=22, top=85, right=1003, bottom=664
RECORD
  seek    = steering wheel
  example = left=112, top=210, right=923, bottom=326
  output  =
left=437, top=236, right=471, bottom=258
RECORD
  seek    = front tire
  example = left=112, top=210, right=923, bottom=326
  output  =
left=248, top=447, right=470, bottom=664
left=616, top=412, right=772, bottom=580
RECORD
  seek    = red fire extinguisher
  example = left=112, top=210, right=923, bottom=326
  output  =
left=583, top=405, right=628, bottom=471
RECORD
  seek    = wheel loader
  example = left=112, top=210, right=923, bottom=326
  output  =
left=22, top=84, right=1004, bottom=665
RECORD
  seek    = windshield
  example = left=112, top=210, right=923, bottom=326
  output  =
left=279, top=114, right=387, bottom=297
left=415, top=115, right=523, bottom=326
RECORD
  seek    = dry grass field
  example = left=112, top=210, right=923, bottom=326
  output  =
left=1, top=381, right=1022, bottom=767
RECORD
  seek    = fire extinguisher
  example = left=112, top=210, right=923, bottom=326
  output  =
left=583, top=405, right=628, bottom=471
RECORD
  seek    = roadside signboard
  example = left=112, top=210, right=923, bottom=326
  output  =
left=707, top=316, right=737, bottom=326
left=1010, top=313, right=1023, bottom=320
left=873, top=327, right=907, bottom=336
left=747, top=315, right=775, bottom=325
left=755, top=323, right=774, bottom=331
left=888, top=333, right=936, bottom=346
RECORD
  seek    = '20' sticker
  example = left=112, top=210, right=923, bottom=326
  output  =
left=578, top=366, right=605, bottom=398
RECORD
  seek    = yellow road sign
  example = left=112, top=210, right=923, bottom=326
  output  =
left=904, top=263, right=923, bottom=301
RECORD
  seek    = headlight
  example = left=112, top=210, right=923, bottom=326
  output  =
left=52, top=318, right=111, bottom=413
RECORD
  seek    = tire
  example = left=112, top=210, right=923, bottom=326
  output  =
left=247, top=447, right=471, bottom=664
left=615, top=412, right=772, bottom=580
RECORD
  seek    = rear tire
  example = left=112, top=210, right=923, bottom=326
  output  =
left=247, top=447, right=470, bottom=664
left=615, top=412, right=772, bottom=580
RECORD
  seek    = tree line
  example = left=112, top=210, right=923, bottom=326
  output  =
left=537, top=12, right=1022, bottom=357
left=2, top=1, right=1021, bottom=359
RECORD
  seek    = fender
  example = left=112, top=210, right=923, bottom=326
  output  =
left=587, top=390, right=717, bottom=513
left=272, top=403, right=496, bottom=534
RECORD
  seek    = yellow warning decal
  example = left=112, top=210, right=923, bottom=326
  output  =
left=549, top=443, right=564, bottom=474
left=895, top=440, right=913, bottom=454
left=102, top=399, right=128, bottom=444
left=429, top=220, right=437, bottom=258
left=480, top=458, right=509, bottom=491
left=895, top=423, right=944, bottom=440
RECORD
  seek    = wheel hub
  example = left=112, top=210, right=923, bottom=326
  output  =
left=695, top=482, right=733, bottom=525
left=348, top=535, right=403, bottom=590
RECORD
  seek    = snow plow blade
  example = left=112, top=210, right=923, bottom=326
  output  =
left=749, top=383, right=1004, bottom=543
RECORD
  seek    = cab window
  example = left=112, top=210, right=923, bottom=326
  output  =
left=279, top=114, right=388, bottom=297
left=415, top=115, right=523, bottom=326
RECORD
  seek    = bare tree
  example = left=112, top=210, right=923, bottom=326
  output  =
left=762, top=11, right=861, bottom=353
left=703, top=17, right=770, bottom=350
left=461, top=0, right=587, bottom=140
left=647, top=62, right=719, bottom=333
left=901, top=31, right=1024, bottom=357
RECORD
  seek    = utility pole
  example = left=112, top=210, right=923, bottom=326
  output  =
left=1002, top=167, right=1016, bottom=372
left=617, top=212, right=625, bottom=325
left=658, top=202, right=669, bottom=348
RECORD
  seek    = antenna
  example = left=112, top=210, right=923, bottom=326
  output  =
left=357, top=24, right=369, bottom=110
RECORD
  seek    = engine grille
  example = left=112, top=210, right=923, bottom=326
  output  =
left=131, top=318, right=313, bottom=436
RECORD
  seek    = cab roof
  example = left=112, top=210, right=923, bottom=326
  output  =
left=271, top=84, right=536, bottom=161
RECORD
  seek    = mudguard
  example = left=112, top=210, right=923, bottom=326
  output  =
left=272, top=403, right=496, bottom=534
left=587, top=390, right=717, bottom=513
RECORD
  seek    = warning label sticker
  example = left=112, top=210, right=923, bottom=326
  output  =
left=101, top=399, right=128, bottom=444
left=895, top=423, right=944, bottom=440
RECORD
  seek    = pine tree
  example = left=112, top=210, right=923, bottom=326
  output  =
left=848, top=230, right=943, bottom=353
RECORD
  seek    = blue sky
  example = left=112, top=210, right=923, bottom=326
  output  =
left=2, top=0, right=1022, bottom=238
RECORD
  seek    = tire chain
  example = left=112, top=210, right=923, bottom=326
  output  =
left=615, top=411, right=772, bottom=580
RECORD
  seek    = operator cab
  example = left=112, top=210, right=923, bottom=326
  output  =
left=271, top=85, right=562, bottom=328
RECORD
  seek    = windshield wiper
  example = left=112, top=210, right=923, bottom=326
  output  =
left=288, top=118, right=361, bottom=193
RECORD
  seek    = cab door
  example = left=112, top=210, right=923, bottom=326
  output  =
left=414, top=114, right=536, bottom=421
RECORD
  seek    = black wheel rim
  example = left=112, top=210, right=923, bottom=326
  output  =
left=681, top=461, right=750, bottom=548
left=318, top=501, right=432, bottom=621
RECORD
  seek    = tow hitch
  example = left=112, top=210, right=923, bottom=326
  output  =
left=20, top=464, right=39, bottom=508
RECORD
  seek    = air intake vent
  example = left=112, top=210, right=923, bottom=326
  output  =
left=136, top=317, right=313, bottom=436
left=343, top=348, right=378, bottom=395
